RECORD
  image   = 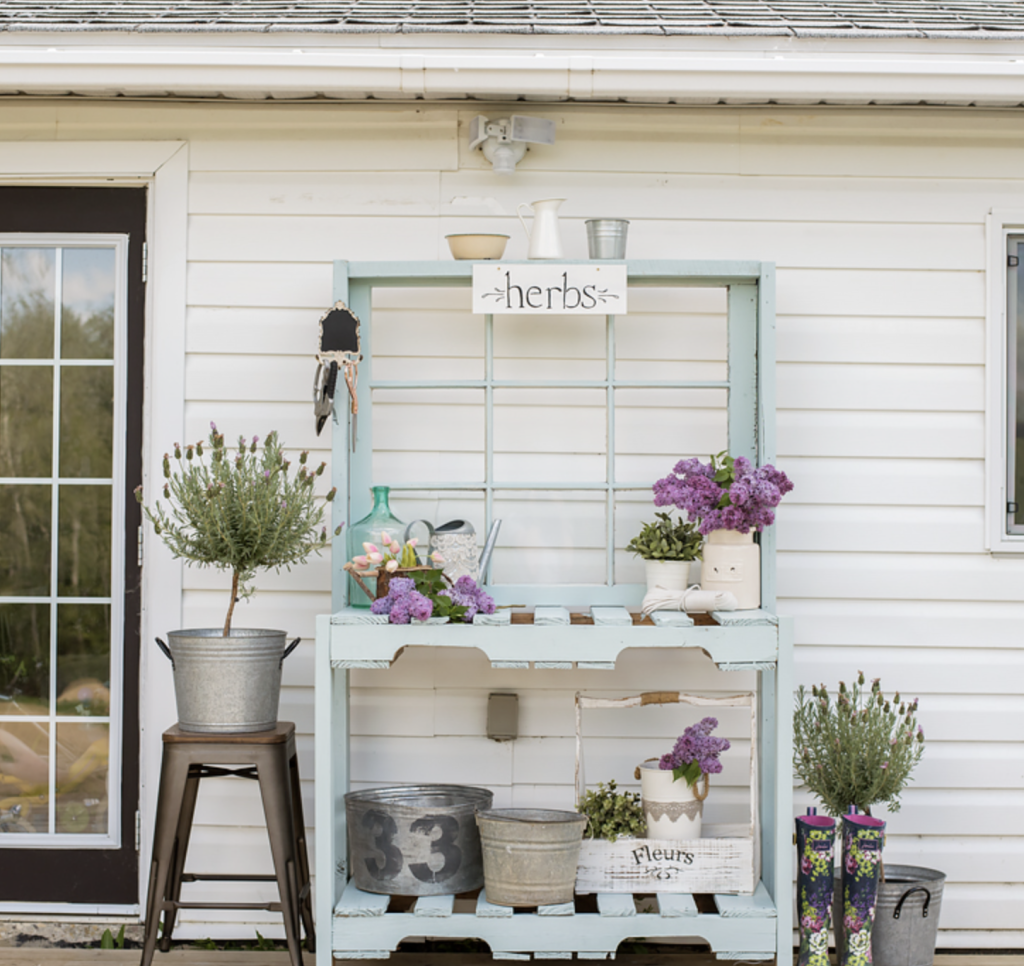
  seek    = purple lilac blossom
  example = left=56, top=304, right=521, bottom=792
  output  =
left=659, top=716, right=731, bottom=775
left=439, top=575, right=496, bottom=622
left=653, top=456, right=794, bottom=535
left=370, top=577, right=433, bottom=624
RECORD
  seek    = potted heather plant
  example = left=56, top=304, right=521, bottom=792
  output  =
left=136, top=424, right=338, bottom=732
left=653, top=452, right=793, bottom=609
left=626, top=511, right=702, bottom=593
left=636, top=717, right=730, bottom=841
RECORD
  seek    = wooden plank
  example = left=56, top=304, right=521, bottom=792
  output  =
left=534, top=606, right=571, bottom=626
left=538, top=900, right=576, bottom=916
left=475, top=889, right=514, bottom=917
left=649, top=611, right=694, bottom=628
left=590, top=606, right=633, bottom=627
left=714, top=882, right=776, bottom=918
left=712, top=610, right=778, bottom=627
left=474, top=610, right=511, bottom=626
left=413, top=895, right=455, bottom=918
left=334, top=881, right=390, bottom=918
left=657, top=893, right=699, bottom=917
left=596, top=894, right=636, bottom=917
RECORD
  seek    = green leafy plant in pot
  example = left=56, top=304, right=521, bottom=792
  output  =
left=577, top=780, right=646, bottom=842
left=626, top=511, right=702, bottom=593
left=137, top=425, right=339, bottom=733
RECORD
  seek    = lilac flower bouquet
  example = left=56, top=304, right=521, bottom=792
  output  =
left=370, top=572, right=496, bottom=625
left=660, top=716, right=731, bottom=789
left=653, top=452, right=793, bottom=536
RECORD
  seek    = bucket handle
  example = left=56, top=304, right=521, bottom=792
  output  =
left=155, top=637, right=174, bottom=671
left=893, top=885, right=931, bottom=920
left=280, top=637, right=302, bottom=669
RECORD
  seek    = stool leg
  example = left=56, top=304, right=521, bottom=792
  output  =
left=257, top=749, right=304, bottom=966
left=159, top=764, right=202, bottom=952
left=289, top=749, right=315, bottom=952
left=140, top=749, right=192, bottom=966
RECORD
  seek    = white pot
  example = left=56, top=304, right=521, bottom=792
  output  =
left=643, top=559, right=692, bottom=593
left=700, top=529, right=761, bottom=609
left=638, top=761, right=704, bottom=840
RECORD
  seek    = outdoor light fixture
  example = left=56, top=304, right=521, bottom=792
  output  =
left=469, top=114, right=556, bottom=174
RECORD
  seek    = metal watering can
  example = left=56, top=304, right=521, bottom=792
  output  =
left=404, top=519, right=502, bottom=583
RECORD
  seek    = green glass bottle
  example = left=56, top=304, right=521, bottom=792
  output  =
left=346, top=485, right=405, bottom=608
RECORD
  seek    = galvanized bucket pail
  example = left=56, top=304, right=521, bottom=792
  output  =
left=585, top=219, right=629, bottom=259
left=834, top=865, right=945, bottom=966
left=346, top=785, right=493, bottom=896
left=477, top=808, right=588, bottom=907
left=158, top=629, right=299, bottom=734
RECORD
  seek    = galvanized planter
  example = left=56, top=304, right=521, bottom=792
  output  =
left=157, top=628, right=299, bottom=734
left=834, top=865, right=945, bottom=966
left=346, top=784, right=493, bottom=896
left=477, top=808, right=588, bottom=907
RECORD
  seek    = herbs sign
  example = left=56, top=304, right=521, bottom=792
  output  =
left=472, top=263, right=628, bottom=315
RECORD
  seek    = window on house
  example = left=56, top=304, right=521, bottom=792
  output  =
left=1007, top=235, right=1024, bottom=536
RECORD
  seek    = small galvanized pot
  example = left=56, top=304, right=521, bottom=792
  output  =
left=157, top=629, right=299, bottom=734
left=477, top=808, right=588, bottom=907
left=346, top=785, right=493, bottom=896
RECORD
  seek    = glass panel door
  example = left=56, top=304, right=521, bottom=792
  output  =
left=0, top=238, right=126, bottom=847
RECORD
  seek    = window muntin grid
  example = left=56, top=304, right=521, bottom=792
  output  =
left=0, top=236, right=127, bottom=848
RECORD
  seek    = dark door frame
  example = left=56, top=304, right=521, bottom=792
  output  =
left=0, top=186, right=146, bottom=904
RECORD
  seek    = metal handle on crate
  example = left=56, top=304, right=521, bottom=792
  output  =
left=155, top=637, right=174, bottom=671
left=893, top=885, right=931, bottom=920
left=280, top=637, right=301, bottom=669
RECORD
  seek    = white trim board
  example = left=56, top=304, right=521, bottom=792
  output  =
left=0, top=140, right=188, bottom=915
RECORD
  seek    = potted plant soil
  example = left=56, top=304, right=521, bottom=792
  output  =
left=793, top=672, right=938, bottom=966
left=137, top=425, right=338, bottom=732
left=626, top=511, right=702, bottom=593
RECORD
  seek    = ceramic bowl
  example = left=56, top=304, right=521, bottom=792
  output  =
left=446, top=233, right=509, bottom=260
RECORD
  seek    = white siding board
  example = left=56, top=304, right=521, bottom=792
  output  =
left=779, top=457, right=982, bottom=508
left=187, top=261, right=332, bottom=309
left=189, top=170, right=441, bottom=216
left=776, top=362, right=984, bottom=413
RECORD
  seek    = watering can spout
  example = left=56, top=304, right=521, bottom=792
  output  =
left=478, top=520, right=502, bottom=582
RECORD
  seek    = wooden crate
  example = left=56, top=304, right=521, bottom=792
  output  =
left=574, top=690, right=759, bottom=896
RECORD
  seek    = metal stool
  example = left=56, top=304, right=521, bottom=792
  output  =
left=140, top=722, right=314, bottom=966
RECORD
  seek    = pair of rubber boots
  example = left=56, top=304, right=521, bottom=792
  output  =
left=796, top=809, right=886, bottom=966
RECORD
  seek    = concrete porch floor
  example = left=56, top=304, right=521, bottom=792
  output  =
left=3, top=954, right=1022, bottom=966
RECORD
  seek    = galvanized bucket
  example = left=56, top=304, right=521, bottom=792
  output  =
left=585, top=219, right=629, bottom=259
left=477, top=808, right=588, bottom=907
left=834, top=865, right=945, bottom=966
left=157, top=629, right=299, bottom=734
left=346, top=785, right=493, bottom=896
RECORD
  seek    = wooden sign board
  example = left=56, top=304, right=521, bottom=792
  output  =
left=472, top=263, right=628, bottom=315
left=575, top=827, right=756, bottom=895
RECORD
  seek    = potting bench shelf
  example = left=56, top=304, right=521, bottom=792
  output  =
left=332, top=880, right=777, bottom=961
left=315, top=259, right=792, bottom=965
left=327, top=606, right=779, bottom=672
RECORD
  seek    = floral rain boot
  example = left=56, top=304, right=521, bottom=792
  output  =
left=838, top=813, right=886, bottom=966
left=795, top=812, right=836, bottom=966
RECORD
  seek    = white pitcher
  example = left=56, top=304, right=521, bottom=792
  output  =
left=517, top=198, right=565, bottom=259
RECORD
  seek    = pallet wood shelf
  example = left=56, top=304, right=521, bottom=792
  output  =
left=315, top=259, right=793, bottom=965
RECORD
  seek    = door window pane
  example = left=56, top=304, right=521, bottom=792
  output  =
left=61, top=249, right=115, bottom=360
left=56, top=604, right=111, bottom=718
left=0, top=367, right=53, bottom=478
left=0, top=249, right=55, bottom=360
left=0, top=721, right=49, bottom=833
left=0, top=486, right=51, bottom=596
left=58, top=485, right=111, bottom=598
left=0, top=604, right=50, bottom=716
left=59, top=367, right=113, bottom=478
left=56, top=721, right=108, bottom=834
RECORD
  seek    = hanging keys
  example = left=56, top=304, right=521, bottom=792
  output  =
left=313, top=301, right=362, bottom=440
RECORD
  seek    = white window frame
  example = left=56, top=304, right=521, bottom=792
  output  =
left=0, top=141, right=186, bottom=914
left=986, top=209, right=1024, bottom=553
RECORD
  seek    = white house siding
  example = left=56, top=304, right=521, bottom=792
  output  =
left=2, top=99, right=1023, bottom=947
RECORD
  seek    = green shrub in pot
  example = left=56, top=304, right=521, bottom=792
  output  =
left=626, top=512, right=702, bottom=562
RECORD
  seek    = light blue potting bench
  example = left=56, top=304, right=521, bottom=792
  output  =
left=314, top=260, right=793, bottom=964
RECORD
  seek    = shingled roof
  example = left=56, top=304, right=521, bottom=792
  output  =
left=4, top=0, right=1024, bottom=38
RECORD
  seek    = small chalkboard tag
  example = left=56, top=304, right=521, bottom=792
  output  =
left=318, top=301, right=362, bottom=365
